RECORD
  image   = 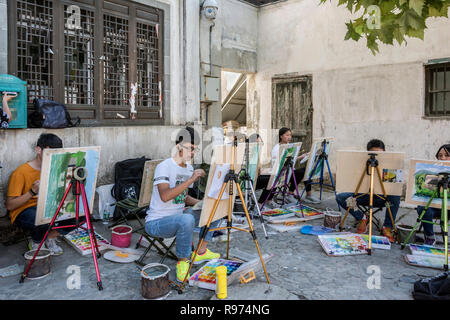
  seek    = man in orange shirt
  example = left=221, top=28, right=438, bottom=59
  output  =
left=6, top=133, right=82, bottom=255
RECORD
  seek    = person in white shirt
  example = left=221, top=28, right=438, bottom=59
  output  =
left=144, top=127, right=221, bottom=282
left=256, top=127, right=321, bottom=206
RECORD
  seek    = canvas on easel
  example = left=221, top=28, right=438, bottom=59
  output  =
left=405, top=159, right=450, bottom=209
left=303, top=137, right=333, bottom=181
left=36, top=146, right=101, bottom=226
left=335, top=150, right=405, bottom=196
left=266, top=142, right=302, bottom=190
left=138, top=159, right=164, bottom=208
left=199, top=144, right=245, bottom=227
left=246, top=142, right=261, bottom=186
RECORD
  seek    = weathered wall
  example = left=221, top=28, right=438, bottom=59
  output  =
left=0, top=0, right=6, bottom=74
left=252, top=0, right=450, bottom=168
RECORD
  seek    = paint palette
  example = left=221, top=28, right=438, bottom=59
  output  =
left=405, top=254, right=446, bottom=270
left=63, top=228, right=110, bottom=256
left=361, top=235, right=391, bottom=250
left=261, top=208, right=296, bottom=222
left=409, top=244, right=450, bottom=258
left=189, top=259, right=243, bottom=291
left=287, top=205, right=324, bottom=220
left=318, top=233, right=368, bottom=256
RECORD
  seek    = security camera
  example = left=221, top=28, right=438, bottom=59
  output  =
left=202, top=0, right=218, bottom=20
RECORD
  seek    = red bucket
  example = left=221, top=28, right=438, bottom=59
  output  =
left=111, top=225, right=133, bottom=248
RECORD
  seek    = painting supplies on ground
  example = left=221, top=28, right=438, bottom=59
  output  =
left=239, top=270, right=256, bottom=284
left=408, top=244, right=450, bottom=258
left=287, top=205, right=325, bottom=221
left=63, top=227, right=110, bottom=256
left=405, top=254, right=447, bottom=270
left=318, top=233, right=368, bottom=256
left=0, top=264, right=23, bottom=278
left=215, top=266, right=228, bottom=299
left=261, top=208, right=296, bottom=222
left=189, top=259, right=243, bottom=290
left=267, top=222, right=305, bottom=233
left=361, top=235, right=391, bottom=250
left=262, top=205, right=324, bottom=224
left=300, top=225, right=336, bottom=236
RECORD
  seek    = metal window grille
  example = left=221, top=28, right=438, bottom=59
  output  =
left=16, top=0, right=54, bottom=102
left=64, top=5, right=95, bottom=105
left=426, top=63, right=450, bottom=116
left=136, top=21, right=160, bottom=109
left=103, top=13, right=129, bottom=106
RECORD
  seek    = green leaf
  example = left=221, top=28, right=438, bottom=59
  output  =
left=409, top=0, right=425, bottom=15
left=393, top=27, right=406, bottom=45
left=345, top=22, right=362, bottom=40
left=399, top=0, right=408, bottom=6
left=379, top=25, right=395, bottom=44
left=367, top=33, right=380, bottom=54
left=406, top=26, right=425, bottom=39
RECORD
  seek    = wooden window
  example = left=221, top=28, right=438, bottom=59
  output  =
left=425, top=62, right=450, bottom=117
left=8, top=0, right=164, bottom=126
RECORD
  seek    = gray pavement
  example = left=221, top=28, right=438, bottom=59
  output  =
left=0, top=188, right=443, bottom=300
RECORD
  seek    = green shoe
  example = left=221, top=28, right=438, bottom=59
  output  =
left=192, top=248, right=220, bottom=265
left=176, top=260, right=190, bottom=282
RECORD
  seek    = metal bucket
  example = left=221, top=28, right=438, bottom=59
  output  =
left=396, top=224, right=416, bottom=244
left=141, top=263, right=171, bottom=300
left=324, top=209, right=341, bottom=229
left=24, top=249, right=52, bottom=280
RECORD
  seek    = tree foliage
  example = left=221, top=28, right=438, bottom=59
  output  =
left=320, top=0, right=450, bottom=54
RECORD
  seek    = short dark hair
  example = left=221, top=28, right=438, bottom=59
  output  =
left=278, top=127, right=291, bottom=142
left=175, top=126, right=200, bottom=145
left=436, top=144, right=450, bottom=159
left=366, top=139, right=385, bottom=151
left=37, top=133, right=63, bottom=149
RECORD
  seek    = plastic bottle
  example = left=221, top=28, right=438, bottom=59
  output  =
left=215, top=266, right=227, bottom=299
left=102, top=203, right=110, bottom=224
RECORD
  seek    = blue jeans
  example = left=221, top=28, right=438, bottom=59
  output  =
left=145, top=207, right=222, bottom=259
left=417, top=206, right=449, bottom=236
left=336, top=192, right=400, bottom=228
left=14, top=206, right=85, bottom=242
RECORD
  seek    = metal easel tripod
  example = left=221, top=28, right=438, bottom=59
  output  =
left=20, top=166, right=104, bottom=290
left=178, top=137, right=271, bottom=293
left=338, top=153, right=398, bottom=255
left=401, top=172, right=449, bottom=271
left=300, top=139, right=340, bottom=209
left=235, top=138, right=268, bottom=239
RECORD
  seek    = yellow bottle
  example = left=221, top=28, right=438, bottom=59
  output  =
left=215, top=266, right=227, bottom=299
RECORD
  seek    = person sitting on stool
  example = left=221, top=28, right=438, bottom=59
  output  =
left=416, top=144, right=450, bottom=246
left=335, top=139, right=400, bottom=243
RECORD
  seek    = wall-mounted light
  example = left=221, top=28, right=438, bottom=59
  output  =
left=202, top=0, right=219, bottom=21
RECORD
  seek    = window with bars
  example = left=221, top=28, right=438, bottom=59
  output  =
left=425, top=62, right=450, bottom=117
left=8, top=0, right=164, bottom=126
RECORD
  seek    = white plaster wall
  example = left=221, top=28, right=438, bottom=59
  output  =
left=253, top=0, right=450, bottom=169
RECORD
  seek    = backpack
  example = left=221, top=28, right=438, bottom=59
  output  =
left=28, top=98, right=81, bottom=128
left=111, top=156, right=151, bottom=220
left=412, top=271, right=450, bottom=300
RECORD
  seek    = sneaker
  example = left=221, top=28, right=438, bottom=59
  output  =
left=191, top=248, right=220, bottom=265
left=176, top=260, right=190, bottom=282
left=45, top=238, right=63, bottom=256
left=285, top=194, right=299, bottom=204
left=381, top=227, right=395, bottom=243
left=303, top=195, right=321, bottom=204
left=424, top=235, right=436, bottom=246
left=356, top=219, right=367, bottom=234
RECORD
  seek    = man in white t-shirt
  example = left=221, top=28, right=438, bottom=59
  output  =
left=145, top=127, right=221, bottom=282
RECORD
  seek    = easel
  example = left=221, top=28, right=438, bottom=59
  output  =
left=338, top=153, right=398, bottom=255
left=401, top=172, right=449, bottom=271
left=236, top=138, right=268, bottom=239
left=300, top=139, right=340, bottom=209
left=259, top=150, right=305, bottom=217
left=178, top=137, right=270, bottom=293
left=20, top=166, right=104, bottom=290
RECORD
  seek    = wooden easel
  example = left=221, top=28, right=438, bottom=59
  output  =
left=177, top=137, right=271, bottom=293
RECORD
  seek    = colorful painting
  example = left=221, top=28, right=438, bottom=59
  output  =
left=406, top=159, right=450, bottom=209
left=36, top=147, right=101, bottom=226
left=409, top=244, right=450, bottom=258
left=267, top=142, right=302, bottom=190
left=239, top=142, right=261, bottom=191
left=287, top=204, right=325, bottom=220
left=382, top=169, right=404, bottom=183
left=405, top=254, right=446, bottom=270
left=361, top=235, right=391, bottom=250
left=303, top=138, right=333, bottom=182
left=63, top=227, right=110, bottom=256
left=318, top=234, right=368, bottom=256
left=189, top=259, right=243, bottom=290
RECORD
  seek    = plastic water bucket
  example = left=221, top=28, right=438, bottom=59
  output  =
left=24, top=249, right=52, bottom=280
left=141, top=263, right=171, bottom=300
left=111, top=225, right=132, bottom=248
left=396, top=224, right=416, bottom=244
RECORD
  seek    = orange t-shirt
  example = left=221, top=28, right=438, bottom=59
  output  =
left=7, top=163, right=40, bottom=224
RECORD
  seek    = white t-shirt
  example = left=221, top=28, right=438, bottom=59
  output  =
left=145, top=158, right=194, bottom=222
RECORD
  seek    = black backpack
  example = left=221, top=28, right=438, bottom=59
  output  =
left=28, top=98, right=81, bottom=128
left=111, top=156, right=151, bottom=220
left=412, top=271, right=450, bottom=300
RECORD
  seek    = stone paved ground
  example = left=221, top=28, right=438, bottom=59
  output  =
left=0, top=188, right=444, bottom=300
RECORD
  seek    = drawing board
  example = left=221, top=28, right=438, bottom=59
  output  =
left=266, top=142, right=302, bottom=190
left=335, top=150, right=405, bottom=196
left=138, top=159, right=164, bottom=207
left=303, top=137, right=333, bottom=181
